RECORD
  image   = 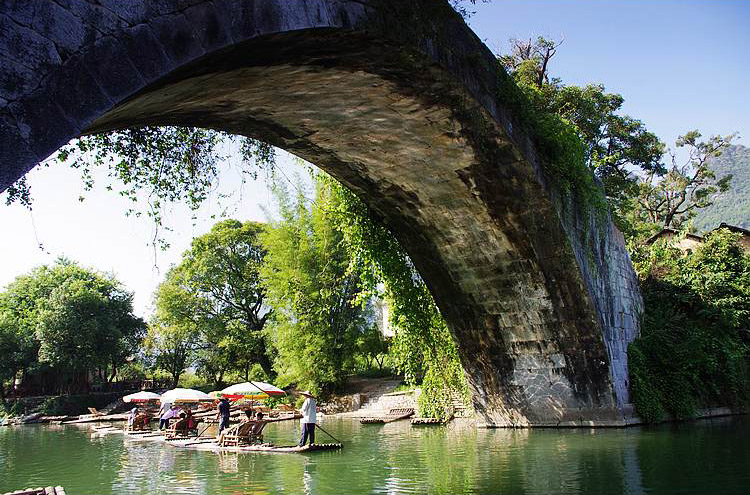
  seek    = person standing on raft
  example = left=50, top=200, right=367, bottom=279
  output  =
left=217, top=397, right=231, bottom=434
left=298, top=390, right=317, bottom=446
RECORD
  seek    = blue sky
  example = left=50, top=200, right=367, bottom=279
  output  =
left=1, top=0, right=747, bottom=317
left=470, top=0, right=749, bottom=144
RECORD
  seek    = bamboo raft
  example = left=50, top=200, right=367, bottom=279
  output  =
left=410, top=415, right=454, bottom=425
left=192, top=442, right=343, bottom=454
left=360, top=408, right=414, bottom=424
left=87, top=424, right=340, bottom=454
left=3, top=487, right=66, bottom=495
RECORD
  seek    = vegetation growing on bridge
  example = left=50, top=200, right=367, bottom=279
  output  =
left=321, top=175, right=470, bottom=419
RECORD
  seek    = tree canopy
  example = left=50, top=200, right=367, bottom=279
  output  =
left=151, top=219, right=273, bottom=386
left=0, top=259, right=144, bottom=394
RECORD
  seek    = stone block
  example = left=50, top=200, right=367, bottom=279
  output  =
left=148, top=12, right=204, bottom=66
left=82, top=36, right=145, bottom=103
left=29, top=1, right=86, bottom=59
left=0, top=111, right=39, bottom=189
left=121, top=24, right=173, bottom=84
left=45, top=56, right=113, bottom=131
left=7, top=92, right=79, bottom=163
left=0, top=13, right=60, bottom=69
left=96, top=0, right=146, bottom=25
left=549, top=353, right=566, bottom=368
left=55, top=0, right=129, bottom=36
left=0, top=53, right=36, bottom=101
left=183, top=2, right=233, bottom=52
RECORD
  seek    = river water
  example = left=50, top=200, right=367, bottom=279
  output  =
left=1, top=416, right=748, bottom=494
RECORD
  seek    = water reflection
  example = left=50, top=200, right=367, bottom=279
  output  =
left=0, top=416, right=748, bottom=494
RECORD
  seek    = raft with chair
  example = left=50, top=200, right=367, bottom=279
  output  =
left=360, top=408, right=414, bottom=424
left=189, top=442, right=343, bottom=453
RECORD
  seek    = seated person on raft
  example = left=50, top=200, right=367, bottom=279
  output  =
left=127, top=407, right=152, bottom=431
left=167, top=409, right=199, bottom=438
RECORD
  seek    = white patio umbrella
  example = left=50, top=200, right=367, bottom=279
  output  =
left=123, top=391, right=161, bottom=403
left=220, top=381, right=286, bottom=400
left=159, top=388, right=213, bottom=404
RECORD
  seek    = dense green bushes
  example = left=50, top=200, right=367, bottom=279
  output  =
left=628, top=230, right=750, bottom=422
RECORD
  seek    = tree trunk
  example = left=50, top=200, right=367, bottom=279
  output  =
left=254, top=350, right=276, bottom=380
left=109, top=360, right=117, bottom=383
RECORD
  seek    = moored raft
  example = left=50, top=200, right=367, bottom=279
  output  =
left=360, top=408, right=414, bottom=424
left=410, top=417, right=443, bottom=425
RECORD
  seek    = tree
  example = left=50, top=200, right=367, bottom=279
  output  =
left=635, top=131, right=735, bottom=229
left=152, top=220, right=274, bottom=384
left=499, top=36, right=665, bottom=212
left=143, top=322, right=200, bottom=389
left=261, top=175, right=373, bottom=395
left=36, top=277, right=143, bottom=389
left=358, top=325, right=390, bottom=371
left=0, top=259, right=144, bottom=394
left=628, top=229, right=750, bottom=422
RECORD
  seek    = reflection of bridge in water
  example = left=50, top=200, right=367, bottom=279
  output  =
left=0, top=0, right=642, bottom=426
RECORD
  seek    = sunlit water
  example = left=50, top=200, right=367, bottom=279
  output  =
left=1, top=416, right=749, bottom=494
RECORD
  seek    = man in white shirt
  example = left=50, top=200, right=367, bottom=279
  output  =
left=298, top=391, right=317, bottom=446
left=159, top=404, right=179, bottom=430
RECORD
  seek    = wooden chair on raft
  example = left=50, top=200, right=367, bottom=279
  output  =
left=218, top=420, right=267, bottom=447
left=125, top=414, right=152, bottom=432
left=165, top=415, right=199, bottom=440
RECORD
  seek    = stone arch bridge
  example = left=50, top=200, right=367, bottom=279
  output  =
left=0, top=0, right=642, bottom=426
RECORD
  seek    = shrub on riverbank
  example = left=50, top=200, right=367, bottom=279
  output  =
left=628, top=229, right=750, bottom=422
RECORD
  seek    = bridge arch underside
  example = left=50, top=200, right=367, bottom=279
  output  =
left=0, top=0, right=642, bottom=426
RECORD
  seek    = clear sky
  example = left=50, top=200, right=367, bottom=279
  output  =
left=1, top=0, right=747, bottom=318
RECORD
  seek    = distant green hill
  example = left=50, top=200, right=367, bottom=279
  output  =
left=692, top=144, right=750, bottom=232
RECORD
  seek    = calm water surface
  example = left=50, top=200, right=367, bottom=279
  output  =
left=1, top=416, right=749, bottom=494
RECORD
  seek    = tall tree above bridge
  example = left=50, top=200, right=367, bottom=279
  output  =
left=499, top=36, right=665, bottom=220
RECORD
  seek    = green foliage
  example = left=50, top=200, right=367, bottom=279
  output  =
left=144, top=322, right=201, bottom=388
left=0, top=310, right=34, bottom=389
left=117, top=362, right=147, bottom=382
left=36, top=274, right=142, bottom=374
left=260, top=174, right=373, bottom=395
left=0, top=259, right=144, bottom=393
left=37, top=392, right=124, bottom=416
left=3, top=126, right=275, bottom=249
left=692, top=144, right=750, bottom=231
left=150, top=219, right=273, bottom=387
left=322, top=176, right=470, bottom=419
left=634, top=131, right=735, bottom=230
left=628, top=229, right=750, bottom=422
left=496, top=43, right=608, bottom=218
left=357, top=325, right=390, bottom=372
left=178, top=371, right=211, bottom=391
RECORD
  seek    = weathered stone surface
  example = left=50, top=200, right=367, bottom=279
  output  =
left=0, top=0, right=643, bottom=426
